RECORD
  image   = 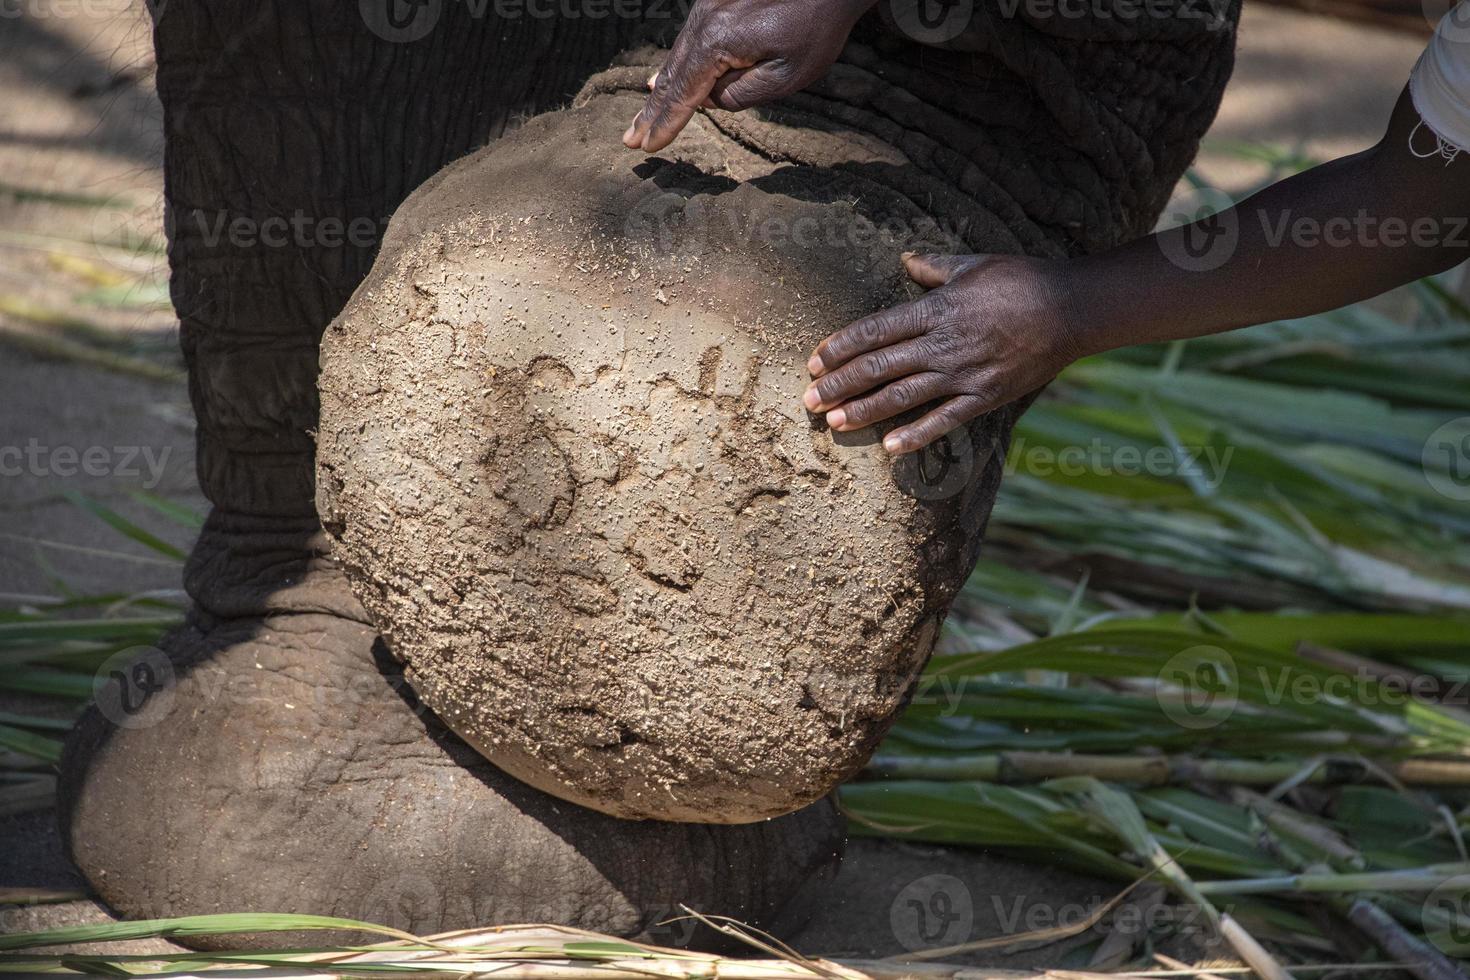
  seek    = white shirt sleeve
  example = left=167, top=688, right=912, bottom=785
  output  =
left=1410, top=5, right=1470, bottom=161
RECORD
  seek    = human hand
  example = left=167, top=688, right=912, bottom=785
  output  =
left=621, top=0, right=875, bottom=153
left=803, top=253, right=1083, bottom=454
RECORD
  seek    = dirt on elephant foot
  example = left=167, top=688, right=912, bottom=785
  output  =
left=57, top=604, right=843, bottom=950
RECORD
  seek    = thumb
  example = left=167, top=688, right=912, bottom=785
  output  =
left=902, top=252, right=985, bottom=289
left=707, top=60, right=799, bottom=112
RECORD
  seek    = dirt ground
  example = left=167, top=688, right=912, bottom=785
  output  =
left=0, top=0, right=1425, bottom=966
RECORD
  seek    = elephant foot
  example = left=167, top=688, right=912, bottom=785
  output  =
left=59, top=543, right=844, bottom=951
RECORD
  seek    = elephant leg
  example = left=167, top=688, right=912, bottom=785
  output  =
left=58, top=0, right=842, bottom=949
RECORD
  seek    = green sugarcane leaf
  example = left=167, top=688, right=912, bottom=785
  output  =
left=0, top=725, right=62, bottom=763
left=60, top=491, right=186, bottom=560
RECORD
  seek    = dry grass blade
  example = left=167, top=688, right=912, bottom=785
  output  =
left=671, top=906, right=840, bottom=978
left=1153, top=952, right=1234, bottom=980
left=0, top=917, right=1254, bottom=980
left=239, top=922, right=873, bottom=980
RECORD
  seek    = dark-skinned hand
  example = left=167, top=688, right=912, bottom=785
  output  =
left=804, top=253, right=1082, bottom=455
left=622, top=0, right=876, bottom=153
left=803, top=89, right=1470, bottom=458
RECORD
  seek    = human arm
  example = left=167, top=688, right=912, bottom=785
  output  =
left=805, top=86, right=1470, bottom=454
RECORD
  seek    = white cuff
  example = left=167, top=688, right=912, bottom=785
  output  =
left=1409, top=5, right=1470, bottom=162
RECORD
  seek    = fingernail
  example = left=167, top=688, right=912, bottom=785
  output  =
left=622, top=123, right=637, bottom=145
left=900, top=251, right=915, bottom=261
left=827, top=408, right=847, bottom=429
left=883, top=434, right=903, bottom=453
left=803, top=387, right=822, bottom=411
left=807, top=354, right=823, bottom=376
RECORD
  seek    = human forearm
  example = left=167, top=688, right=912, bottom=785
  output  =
left=1065, top=110, right=1470, bottom=357
left=804, top=86, right=1470, bottom=454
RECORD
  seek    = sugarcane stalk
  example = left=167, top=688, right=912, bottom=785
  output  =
left=1237, top=794, right=1470, bottom=980
left=1047, top=777, right=1297, bottom=980
left=1345, top=899, right=1469, bottom=980
left=1375, top=893, right=1464, bottom=939
left=0, top=886, right=85, bottom=905
left=867, top=752, right=1470, bottom=787
left=1196, top=865, right=1470, bottom=896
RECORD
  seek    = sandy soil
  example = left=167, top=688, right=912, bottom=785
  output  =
left=0, top=0, right=1425, bottom=966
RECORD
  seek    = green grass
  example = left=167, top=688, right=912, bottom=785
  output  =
left=831, top=214, right=1470, bottom=968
